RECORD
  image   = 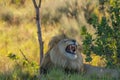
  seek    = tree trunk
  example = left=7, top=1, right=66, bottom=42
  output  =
left=35, top=6, right=43, bottom=65
left=32, top=0, right=43, bottom=78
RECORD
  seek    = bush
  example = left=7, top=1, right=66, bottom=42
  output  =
left=1, top=10, right=14, bottom=24
left=81, top=0, right=120, bottom=67
left=0, top=9, right=22, bottom=25
left=10, top=0, right=26, bottom=5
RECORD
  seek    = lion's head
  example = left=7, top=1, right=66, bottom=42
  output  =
left=58, top=39, right=79, bottom=60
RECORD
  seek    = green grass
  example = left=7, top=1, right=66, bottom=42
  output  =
left=0, top=67, right=117, bottom=80
left=40, top=68, right=118, bottom=80
left=0, top=67, right=116, bottom=80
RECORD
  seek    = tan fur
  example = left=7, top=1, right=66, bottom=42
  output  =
left=84, top=64, right=120, bottom=79
left=40, top=34, right=84, bottom=74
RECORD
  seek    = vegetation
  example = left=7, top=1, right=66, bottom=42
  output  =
left=81, top=0, right=120, bottom=67
left=0, top=0, right=119, bottom=80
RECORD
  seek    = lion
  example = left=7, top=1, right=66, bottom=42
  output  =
left=40, top=34, right=120, bottom=79
left=40, top=34, right=84, bottom=74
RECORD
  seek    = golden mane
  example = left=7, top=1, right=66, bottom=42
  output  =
left=48, top=34, right=69, bottom=50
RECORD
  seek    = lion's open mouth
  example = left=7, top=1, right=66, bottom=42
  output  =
left=65, top=44, right=77, bottom=54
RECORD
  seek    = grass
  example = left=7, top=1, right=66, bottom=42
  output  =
left=0, top=67, right=117, bottom=80
left=0, top=0, right=119, bottom=80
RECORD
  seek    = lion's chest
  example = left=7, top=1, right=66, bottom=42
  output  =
left=50, top=49, right=83, bottom=70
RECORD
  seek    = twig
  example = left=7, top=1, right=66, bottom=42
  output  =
left=38, top=0, right=41, bottom=8
left=32, top=0, right=37, bottom=8
left=19, top=49, right=30, bottom=63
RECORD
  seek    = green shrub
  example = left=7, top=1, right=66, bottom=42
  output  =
left=81, top=0, right=120, bottom=67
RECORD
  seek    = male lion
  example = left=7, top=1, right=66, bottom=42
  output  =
left=40, top=34, right=120, bottom=79
left=40, top=34, right=84, bottom=74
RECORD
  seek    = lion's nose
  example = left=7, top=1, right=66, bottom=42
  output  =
left=72, top=40, right=76, bottom=43
left=72, top=40, right=78, bottom=46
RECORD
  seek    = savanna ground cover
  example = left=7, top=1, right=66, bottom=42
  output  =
left=0, top=0, right=120, bottom=80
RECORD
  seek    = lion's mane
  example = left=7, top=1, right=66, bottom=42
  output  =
left=40, top=34, right=84, bottom=74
